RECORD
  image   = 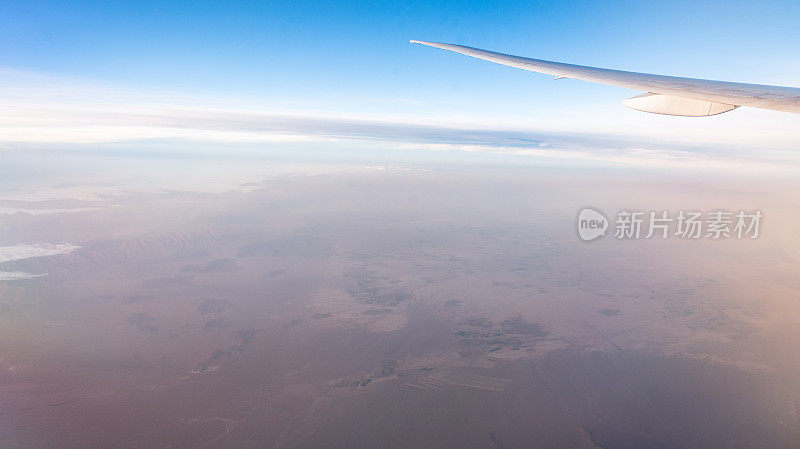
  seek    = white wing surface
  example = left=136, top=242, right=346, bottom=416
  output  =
left=411, top=40, right=800, bottom=116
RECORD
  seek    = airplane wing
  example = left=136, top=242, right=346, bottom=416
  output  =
left=410, top=40, right=800, bottom=116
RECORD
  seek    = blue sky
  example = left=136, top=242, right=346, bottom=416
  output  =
left=1, top=0, right=799, bottom=170
left=4, top=0, right=799, bottom=102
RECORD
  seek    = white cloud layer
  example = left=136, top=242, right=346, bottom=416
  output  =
left=0, top=68, right=798, bottom=172
left=0, top=243, right=80, bottom=281
left=0, top=243, right=80, bottom=264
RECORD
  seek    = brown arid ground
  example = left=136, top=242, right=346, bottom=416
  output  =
left=1, top=167, right=800, bottom=448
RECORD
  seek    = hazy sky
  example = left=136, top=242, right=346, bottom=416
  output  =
left=1, top=0, right=798, bottom=170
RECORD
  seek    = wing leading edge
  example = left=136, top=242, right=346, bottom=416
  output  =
left=410, top=40, right=800, bottom=116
